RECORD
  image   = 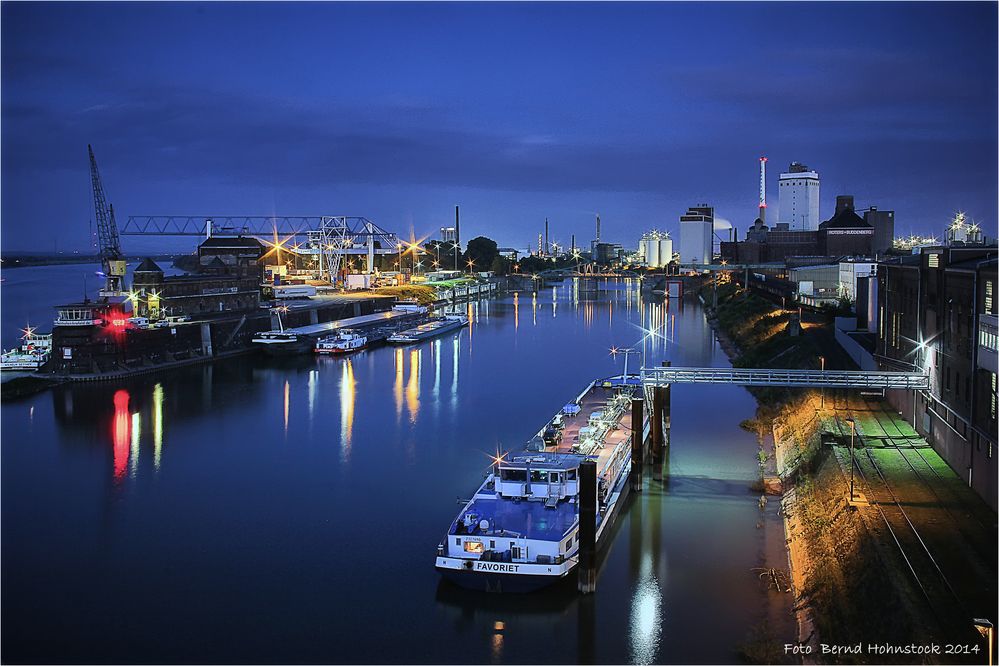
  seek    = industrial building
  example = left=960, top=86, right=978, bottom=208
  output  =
left=876, top=244, right=998, bottom=509
left=778, top=162, right=821, bottom=231
left=638, top=230, right=674, bottom=268
left=678, top=205, right=714, bottom=265
left=720, top=194, right=876, bottom=263
left=132, top=257, right=262, bottom=318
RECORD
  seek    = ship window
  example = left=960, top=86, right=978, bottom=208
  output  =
left=567, top=469, right=577, bottom=480
left=501, top=469, right=527, bottom=482
left=463, top=541, right=484, bottom=554
left=530, top=470, right=546, bottom=483
left=490, top=540, right=495, bottom=549
left=455, top=538, right=460, bottom=546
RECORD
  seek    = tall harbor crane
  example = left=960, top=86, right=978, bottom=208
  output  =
left=88, top=145, right=126, bottom=297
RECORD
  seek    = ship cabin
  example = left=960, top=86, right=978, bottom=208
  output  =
left=493, top=452, right=582, bottom=504
left=445, top=452, right=585, bottom=565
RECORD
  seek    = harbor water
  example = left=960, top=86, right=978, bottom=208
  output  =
left=1, top=272, right=794, bottom=664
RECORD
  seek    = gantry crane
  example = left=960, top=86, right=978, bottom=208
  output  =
left=88, top=145, right=126, bottom=297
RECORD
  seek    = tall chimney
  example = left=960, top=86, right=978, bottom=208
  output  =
left=545, top=217, right=549, bottom=255
left=455, top=205, right=460, bottom=248
left=571, top=234, right=575, bottom=254
left=596, top=213, right=601, bottom=243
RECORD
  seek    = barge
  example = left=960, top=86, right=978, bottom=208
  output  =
left=435, top=376, right=643, bottom=592
left=388, top=314, right=468, bottom=344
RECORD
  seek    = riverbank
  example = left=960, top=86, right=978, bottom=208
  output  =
left=702, top=280, right=998, bottom=664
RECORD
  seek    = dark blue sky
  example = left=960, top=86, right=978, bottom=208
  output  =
left=2, top=2, right=996, bottom=253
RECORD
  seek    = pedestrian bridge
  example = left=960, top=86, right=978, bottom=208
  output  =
left=640, top=366, right=929, bottom=390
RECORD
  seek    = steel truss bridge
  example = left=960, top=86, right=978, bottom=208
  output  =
left=640, top=366, right=929, bottom=391
left=121, top=215, right=404, bottom=282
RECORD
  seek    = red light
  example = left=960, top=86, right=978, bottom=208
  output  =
left=112, top=389, right=130, bottom=482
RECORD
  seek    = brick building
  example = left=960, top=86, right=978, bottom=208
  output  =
left=877, top=245, right=998, bottom=508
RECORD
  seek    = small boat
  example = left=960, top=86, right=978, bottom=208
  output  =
left=387, top=315, right=468, bottom=344
left=1, top=326, right=52, bottom=371
left=315, top=329, right=368, bottom=354
left=435, top=376, right=642, bottom=593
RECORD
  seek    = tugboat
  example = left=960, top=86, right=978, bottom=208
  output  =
left=434, top=375, right=644, bottom=592
left=388, top=314, right=468, bottom=344
left=315, top=329, right=368, bottom=354
left=1, top=326, right=53, bottom=371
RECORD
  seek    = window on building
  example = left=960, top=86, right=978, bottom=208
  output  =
left=987, top=280, right=994, bottom=313
left=928, top=254, right=940, bottom=268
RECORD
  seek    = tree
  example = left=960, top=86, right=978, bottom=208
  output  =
left=463, top=236, right=499, bottom=273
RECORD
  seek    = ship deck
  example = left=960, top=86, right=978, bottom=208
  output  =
left=448, top=488, right=577, bottom=541
left=550, top=380, right=637, bottom=476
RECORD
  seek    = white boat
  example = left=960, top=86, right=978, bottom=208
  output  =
left=315, top=329, right=368, bottom=354
left=435, top=377, right=642, bottom=593
left=1, top=327, right=52, bottom=371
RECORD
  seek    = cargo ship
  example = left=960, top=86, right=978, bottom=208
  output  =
left=435, top=376, right=643, bottom=592
left=387, top=314, right=468, bottom=344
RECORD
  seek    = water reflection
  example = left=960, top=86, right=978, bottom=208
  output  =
left=406, top=348, right=421, bottom=421
left=340, top=360, right=355, bottom=460
left=283, top=380, right=291, bottom=436
left=629, top=553, right=663, bottom=665
left=112, top=390, right=130, bottom=483
left=394, top=347, right=404, bottom=420
left=129, top=412, right=141, bottom=479
left=152, top=383, right=163, bottom=472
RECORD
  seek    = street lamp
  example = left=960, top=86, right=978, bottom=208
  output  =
left=466, top=258, right=475, bottom=274
left=974, top=619, right=994, bottom=666
left=845, top=417, right=856, bottom=501
left=819, top=356, right=825, bottom=408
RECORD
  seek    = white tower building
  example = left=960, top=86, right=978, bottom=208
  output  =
left=679, top=206, right=713, bottom=265
left=778, top=162, right=820, bottom=231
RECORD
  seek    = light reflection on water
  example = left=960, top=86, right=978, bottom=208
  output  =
left=3, top=279, right=794, bottom=664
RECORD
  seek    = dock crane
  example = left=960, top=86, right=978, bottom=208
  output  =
left=88, top=145, right=126, bottom=297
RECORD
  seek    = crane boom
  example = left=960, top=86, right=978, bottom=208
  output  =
left=88, top=145, right=125, bottom=296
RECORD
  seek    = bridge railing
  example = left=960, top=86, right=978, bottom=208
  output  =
left=640, top=366, right=929, bottom=390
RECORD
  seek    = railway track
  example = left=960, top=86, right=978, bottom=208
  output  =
left=852, top=447, right=987, bottom=646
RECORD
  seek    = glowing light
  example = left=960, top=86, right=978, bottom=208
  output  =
left=406, top=349, right=421, bottom=421
left=340, top=360, right=355, bottom=459
left=152, top=383, right=163, bottom=471
left=283, top=380, right=290, bottom=434
left=129, top=412, right=141, bottom=478
left=112, top=390, right=130, bottom=483
left=394, top=347, right=405, bottom=419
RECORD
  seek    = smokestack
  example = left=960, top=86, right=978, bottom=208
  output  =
left=759, top=156, right=768, bottom=223
left=455, top=205, right=460, bottom=248
left=545, top=217, right=549, bottom=255
left=571, top=234, right=575, bottom=254
left=596, top=213, right=601, bottom=243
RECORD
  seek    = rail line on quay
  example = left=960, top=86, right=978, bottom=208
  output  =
left=852, top=447, right=976, bottom=639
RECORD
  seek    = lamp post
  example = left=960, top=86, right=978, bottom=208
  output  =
left=974, top=619, right=994, bottom=666
left=819, top=356, right=825, bottom=408
left=845, top=417, right=856, bottom=501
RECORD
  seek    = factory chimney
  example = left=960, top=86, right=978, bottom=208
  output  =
left=759, top=156, right=768, bottom=223
left=596, top=213, right=601, bottom=243
left=454, top=205, right=460, bottom=248
left=545, top=217, right=549, bottom=255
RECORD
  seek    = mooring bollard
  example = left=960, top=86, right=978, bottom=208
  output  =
left=577, top=459, right=597, bottom=593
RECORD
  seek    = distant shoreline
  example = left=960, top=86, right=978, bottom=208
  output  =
left=1, top=255, right=178, bottom=269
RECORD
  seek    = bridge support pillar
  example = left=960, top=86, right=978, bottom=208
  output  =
left=651, top=386, right=665, bottom=481
left=577, top=459, right=597, bottom=593
left=662, top=360, right=671, bottom=452
left=630, top=397, right=645, bottom=492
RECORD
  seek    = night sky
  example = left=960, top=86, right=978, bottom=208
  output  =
left=2, top=2, right=996, bottom=254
